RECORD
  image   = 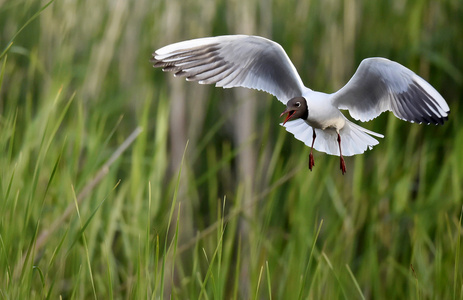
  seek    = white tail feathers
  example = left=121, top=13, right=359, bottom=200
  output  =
left=282, top=119, right=383, bottom=156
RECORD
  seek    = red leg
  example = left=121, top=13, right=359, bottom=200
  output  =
left=309, top=129, right=316, bottom=171
left=337, top=133, right=346, bottom=175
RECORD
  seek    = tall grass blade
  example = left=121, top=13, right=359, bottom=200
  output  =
left=322, top=252, right=347, bottom=299
left=0, top=0, right=56, bottom=60
left=71, top=185, right=97, bottom=300
left=0, top=54, right=7, bottom=95
left=254, top=265, right=264, bottom=300
left=66, top=180, right=120, bottom=255
left=266, top=261, right=272, bottom=300
left=454, top=206, right=463, bottom=300
left=346, top=264, right=365, bottom=300
left=160, top=140, right=188, bottom=298
left=233, top=235, right=242, bottom=300
left=298, top=219, right=323, bottom=300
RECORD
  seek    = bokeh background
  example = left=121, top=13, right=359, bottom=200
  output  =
left=0, top=0, right=462, bottom=298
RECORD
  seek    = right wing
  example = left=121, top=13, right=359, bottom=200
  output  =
left=152, top=35, right=306, bottom=104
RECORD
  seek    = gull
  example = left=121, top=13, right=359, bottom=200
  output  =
left=151, top=35, right=450, bottom=174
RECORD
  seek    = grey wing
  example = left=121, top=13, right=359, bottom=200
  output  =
left=151, top=35, right=305, bottom=104
left=331, top=57, right=450, bottom=125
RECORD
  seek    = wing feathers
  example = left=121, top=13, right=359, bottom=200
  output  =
left=332, top=58, right=449, bottom=125
left=152, top=35, right=305, bottom=103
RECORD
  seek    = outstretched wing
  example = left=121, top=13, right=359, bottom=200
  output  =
left=331, top=57, right=449, bottom=124
left=152, top=35, right=305, bottom=103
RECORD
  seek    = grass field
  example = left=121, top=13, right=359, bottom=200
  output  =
left=1, top=0, right=462, bottom=298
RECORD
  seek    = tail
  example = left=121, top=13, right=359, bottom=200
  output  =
left=282, top=119, right=383, bottom=156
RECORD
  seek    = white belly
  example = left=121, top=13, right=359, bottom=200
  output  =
left=306, top=114, right=346, bottom=130
left=303, top=90, right=346, bottom=131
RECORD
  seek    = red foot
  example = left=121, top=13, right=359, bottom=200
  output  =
left=308, top=129, right=316, bottom=172
left=337, top=133, right=346, bottom=175
left=308, top=152, right=315, bottom=171
left=340, top=156, right=346, bottom=175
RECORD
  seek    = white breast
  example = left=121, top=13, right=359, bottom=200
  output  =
left=303, top=90, right=346, bottom=131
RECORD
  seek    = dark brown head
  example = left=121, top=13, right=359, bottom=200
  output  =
left=280, top=97, right=308, bottom=125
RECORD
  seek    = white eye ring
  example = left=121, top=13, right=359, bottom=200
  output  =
left=296, top=102, right=301, bottom=107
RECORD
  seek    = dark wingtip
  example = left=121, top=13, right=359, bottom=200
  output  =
left=437, top=114, right=449, bottom=126
left=438, top=110, right=450, bottom=125
left=428, top=113, right=449, bottom=126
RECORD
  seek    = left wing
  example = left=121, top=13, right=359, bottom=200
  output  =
left=331, top=58, right=449, bottom=124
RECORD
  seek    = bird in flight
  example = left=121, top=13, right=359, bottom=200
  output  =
left=151, top=35, right=450, bottom=174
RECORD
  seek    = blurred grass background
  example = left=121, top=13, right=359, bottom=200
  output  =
left=0, top=0, right=462, bottom=298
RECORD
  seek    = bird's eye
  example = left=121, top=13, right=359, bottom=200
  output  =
left=296, top=102, right=301, bottom=107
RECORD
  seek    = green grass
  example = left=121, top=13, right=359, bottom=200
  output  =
left=0, top=0, right=462, bottom=298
